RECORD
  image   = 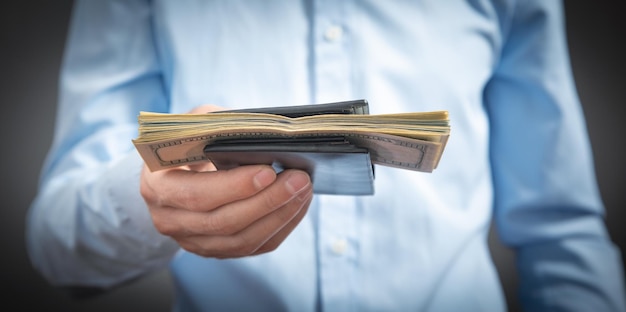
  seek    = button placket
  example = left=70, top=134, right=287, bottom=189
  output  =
left=312, top=0, right=352, bottom=103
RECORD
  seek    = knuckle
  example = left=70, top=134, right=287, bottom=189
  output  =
left=259, top=190, right=283, bottom=210
left=178, top=239, right=201, bottom=255
left=154, top=222, right=178, bottom=237
left=201, top=214, right=237, bottom=236
left=150, top=213, right=178, bottom=236
left=176, top=187, right=202, bottom=211
left=227, top=237, right=258, bottom=257
left=180, top=238, right=219, bottom=258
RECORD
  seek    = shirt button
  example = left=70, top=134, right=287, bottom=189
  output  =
left=330, top=239, right=348, bottom=256
left=324, top=25, right=343, bottom=42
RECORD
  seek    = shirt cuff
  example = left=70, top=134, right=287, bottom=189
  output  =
left=103, top=150, right=181, bottom=263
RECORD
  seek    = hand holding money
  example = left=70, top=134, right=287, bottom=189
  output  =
left=133, top=100, right=450, bottom=196
left=139, top=105, right=314, bottom=258
left=133, top=100, right=450, bottom=173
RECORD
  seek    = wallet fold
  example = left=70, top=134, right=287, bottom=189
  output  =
left=204, top=100, right=376, bottom=195
left=204, top=140, right=375, bottom=195
left=217, top=99, right=369, bottom=117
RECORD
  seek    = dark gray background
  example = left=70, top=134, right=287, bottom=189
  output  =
left=1, top=1, right=623, bottom=311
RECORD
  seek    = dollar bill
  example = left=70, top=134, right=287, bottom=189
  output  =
left=133, top=111, right=450, bottom=173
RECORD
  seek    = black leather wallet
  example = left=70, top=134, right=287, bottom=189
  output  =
left=204, top=100, right=375, bottom=195
left=217, top=99, right=370, bottom=118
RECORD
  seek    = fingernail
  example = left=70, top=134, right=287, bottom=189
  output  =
left=285, top=171, right=311, bottom=195
left=253, top=167, right=276, bottom=190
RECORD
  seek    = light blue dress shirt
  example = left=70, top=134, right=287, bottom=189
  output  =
left=27, top=1, right=625, bottom=311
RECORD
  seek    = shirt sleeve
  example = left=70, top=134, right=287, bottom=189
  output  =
left=26, top=0, right=179, bottom=291
left=484, top=1, right=626, bottom=311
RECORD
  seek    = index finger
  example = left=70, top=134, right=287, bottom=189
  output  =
left=143, top=164, right=277, bottom=211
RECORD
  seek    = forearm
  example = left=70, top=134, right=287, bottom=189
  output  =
left=27, top=149, right=179, bottom=288
left=516, top=234, right=625, bottom=312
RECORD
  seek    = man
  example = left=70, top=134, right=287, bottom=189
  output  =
left=27, top=1, right=625, bottom=311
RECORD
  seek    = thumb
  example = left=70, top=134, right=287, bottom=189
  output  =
left=188, top=104, right=225, bottom=114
